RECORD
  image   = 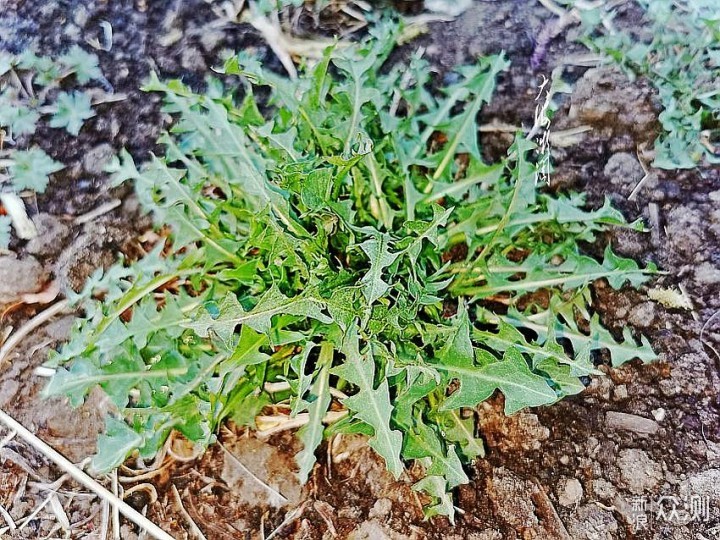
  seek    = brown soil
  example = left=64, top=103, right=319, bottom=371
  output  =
left=1, top=1, right=719, bottom=539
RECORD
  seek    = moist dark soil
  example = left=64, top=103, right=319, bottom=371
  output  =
left=1, top=1, right=719, bottom=539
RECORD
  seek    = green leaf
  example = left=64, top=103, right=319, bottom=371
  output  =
left=91, top=416, right=143, bottom=473
left=8, top=148, right=63, bottom=192
left=59, top=45, right=102, bottom=84
left=504, top=309, right=658, bottom=367
left=50, top=91, right=95, bottom=135
left=358, top=232, right=398, bottom=304
left=413, top=472, right=457, bottom=523
left=185, top=287, right=332, bottom=343
left=296, top=343, right=333, bottom=483
left=437, top=305, right=557, bottom=414
left=333, top=327, right=404, bottom=479
left=403, top=419, right=469, bottom=489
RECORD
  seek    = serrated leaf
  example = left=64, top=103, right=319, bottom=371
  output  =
left=8, top=148, right=63, bottom=192
left=437, top=306, right=557, bottom=414
left=440, top=346, right=558, bottom=414
left=403, top=419, right=468, bottom=488
left=59, top=45, right=102, bottom=83
left=358, top=233, right=398, bottom=304
left=185, top=286, right=331, bottom=343
left=505, top=309, right=658, bottom=367
left=433, top=409, right=485, bottom=460
left=50, top=91, right=95, bottom=135
left=91, top=417, right=143, bottom=473
left=296, top=343, right=333, bottom=483
left=333, top=327, right=404, bottom=479
left=413, top=472, right=456, bottom=523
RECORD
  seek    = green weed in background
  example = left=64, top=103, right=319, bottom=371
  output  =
left=44, top=25, right=657, bottom=521
left=576, top=0, right=720, bottom=169
left=0, top=47, right=105, bottom=248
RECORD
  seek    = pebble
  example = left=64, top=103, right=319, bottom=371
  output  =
left=617, top=449, right=662, bottom=494
left=694, top=261, right=720, bottom=285
left=627, top=302, right=657, bottom=328
left=613, top=385, right=628, bottom=401
left=82, top=143, right=115, bottom=176
left=0, top=254, right=46, bottom=304
left=369, top=498, right=392, bottom=519
left=26, top=213, right=70, bottom=257
left=606, top=411, right=660, bottom=435
left=557, top=478, right=583, bottom=507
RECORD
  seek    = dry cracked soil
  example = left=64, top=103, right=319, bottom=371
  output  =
left=1, top=1, right=719, bottom=539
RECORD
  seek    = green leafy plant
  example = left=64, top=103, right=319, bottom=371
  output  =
left=45, top=27, right=657, bottom=521
left=575, top=0, right=720, bottom=169
left=0, top=46, right=106, bottom=248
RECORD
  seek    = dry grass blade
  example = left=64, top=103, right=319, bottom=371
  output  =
left=249, top=12, right=298, bottom=79
left=74, top=198, right=122, bottom=225
left=171, top=485, right=207, bottom=540
left=0, top=408, right=175, bottom=540
left=0, top=299, right=70, bottom=366
left=265, top=502, right=307, bottom=540
left=0, top=501, right=16, bottom=531
left=255, top=410, right=348, bottom=438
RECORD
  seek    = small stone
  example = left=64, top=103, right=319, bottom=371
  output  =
left=25, top=213, right=70, bottom=257
left=181, top=46, right=207, bottom=72
left=603, top=152, right=648, bottom=191
left=557, top=478, right=583, bottom=507
left=0, top=254, right=46, bottom=304
left=627, top=302, right=657, bottom=328
left=617, top=449, right=662, bottom=494
left=613, top=385, right=628, bottom=401
left=566, top=504, right=618, bottom=540
left=369, top=498, right=392, bottom=519
left=559, top=455, right=570, bottom=465
left=694, top=262, right=720, bottom=285
left=606, top=411, right=660, bottom=435
left=651, top=408, right=666, bottom=422
left=83, top=143, right=115, bottom=176
left=592, top=478, right=617, bottom=500
left=681, top=469, right=720, bottom=506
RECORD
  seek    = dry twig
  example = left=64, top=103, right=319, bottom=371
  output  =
left=0, top=408, right=175, bottom=540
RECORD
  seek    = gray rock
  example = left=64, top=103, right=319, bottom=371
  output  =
left=606, top=411, right=660, bottom=435
left=566, top=504, right=618, bottom=540
left=617, top=449, right=662, bottom=494
left=368, top=498, right=392, bottom=519
left=0, top=254, right=46, bottom=304
left=592, top=478, right=617, bottom=501
left=568, top=67, right=657, bottom=139
left=25, top=213, right=71, bottom=257
left=627, top=302, right=657, bottom=328
left=181, top=46, right=207, bottom=72
left=613, top=385, right=629, bottom=401
left=694, top=262, right=720, bottom=285
left=603, top=152, right=652, bottom=193
left=83, top=143, right=115, bottom=176
left=665, top=206, right=705, bottom=260
left=557, top=478, right=583, bottom=507
left=348, top=520, right=403, bottom=540
left=681, top=469, right=720, bottom=505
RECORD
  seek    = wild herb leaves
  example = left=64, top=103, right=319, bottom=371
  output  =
left=47, top=31, right=657, bottom=524
left=578, top=0, right=720, bottom=168
left=334, top=328, right=404, bottom=479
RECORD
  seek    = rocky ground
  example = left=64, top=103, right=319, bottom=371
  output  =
left=1, top=1, right=719, bottom=539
